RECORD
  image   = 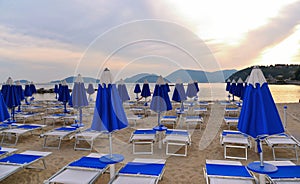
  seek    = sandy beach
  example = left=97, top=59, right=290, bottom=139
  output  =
left=1, top=102, right=299, bottom=184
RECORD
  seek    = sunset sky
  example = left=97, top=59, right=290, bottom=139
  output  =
left=0, top=0, right=300, bottom=83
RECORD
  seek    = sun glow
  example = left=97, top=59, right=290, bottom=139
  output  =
left=255, top=26, right=300, bottom=66
left=166, top=0, right=298, bottom=45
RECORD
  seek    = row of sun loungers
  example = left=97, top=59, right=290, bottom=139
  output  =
left=204, top=159, right=300, bottom=184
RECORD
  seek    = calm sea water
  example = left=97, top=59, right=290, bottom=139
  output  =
left=33, top=83, right=300, bottom=103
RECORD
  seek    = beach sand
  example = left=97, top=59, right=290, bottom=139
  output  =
left=1, top=102, right=299, bottom=184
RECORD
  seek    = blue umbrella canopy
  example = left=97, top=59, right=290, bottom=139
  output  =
left=117, top=81, right=130, bottom=103
left=172, top=79, right=187, bottom=103
left=238, top=66, right=284, bottom=169
left=86, top=83, right=95, bottom=102
left=30, top=82, right=37, bottom=94
left=72, top=74, right=89, bottom=126
left=0, top=90, right=10, bottom=122
left=54, top=84, right=59, bottom=99
left=24, top=83, right=32, bottom=97
left=150, top=75, right=172, bottom=126
left=91, top=68, right=128, bottom=162
left=58, top=80, right=70, bottom=113
left=141, top=80, right=151, bottom=98
left=3, top=77, right=20, bottom=121
left=225, top=79, right=231, bottom=91
left=133, top=83, right=141, bottom=100
left=186, top=81, right=198, bottom=98
left=235, top=78, right=244, bottom=98
left=15, top=81, right=25, bottom=112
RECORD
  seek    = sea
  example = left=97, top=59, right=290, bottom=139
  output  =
left=33, top=83, right=300, bottom=103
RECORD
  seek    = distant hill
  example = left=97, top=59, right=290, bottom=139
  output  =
left=165, top=69, right=237, bottom=83
left=50, top=76, right=100, bottom=84
left=124, top=73, right=170, bottom=83
left=227, top=64, right=300, bottom=84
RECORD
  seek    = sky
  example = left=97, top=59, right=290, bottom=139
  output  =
left=0, top=0, right=300, bottom=83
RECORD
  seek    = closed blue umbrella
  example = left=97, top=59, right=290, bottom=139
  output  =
left=29, top=82, right=37, bottom=102
left=186, top=81, right=198, bottom=99
left=3, top=77, right=20, bottom=122
left=58, top=80, right=70, bottom=113
left=172, top=79, right=187, bottom=112
left=16, top=81, right=25, bottom=112
left=91, top=68, right=127, bottom=167
left=229, top=79, right=236, bottom=101
left=54, top=84, right=59, bottom=99
left=235, top=78, right=244, bottom=98
left=141, top=80, right=151, bottom=106
left=225, top=79, right=231, bottom=91
left=150, top=75, right=172, bottom=127
left=238, top=66, right=284, bottom=174
left=72, top=74, right=89, bottom=126
left=133, top=83, right=141, bottom=100
left=0, top=90, right=10, bottom=122
left=24, top=82, right=32, bottom=105
left=87, top=83, right=95, bottom=102
left=117, top=79, right=130, bottom=103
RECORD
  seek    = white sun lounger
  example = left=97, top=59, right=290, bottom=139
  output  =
left=15, top=112, right=44, bottom=123
left=193, top=107, right=208, bottom=116
left=127, top=115, right=142, bottom=127
left=0, top=147, right=18, bottom=158
left=130, top=129, right=157, bottom=154
left=44, top=153, right=109, bottom=184
left=265, top=133, right=300, bottom=161
left=220, top=130, right=251, bottom=160
left=223, top=117, right=239, bottom=129
left=184, top=116, right=203, bottom=130
left=224, top=107, right=239, bottom=116
left=110, top=158, right=166, bottom=184
left=160, top=116, right=177, bottom=129
left=1, top=124, right=46, bottom=145
left=0, top=150, right=52, bottom=182
left=41, top=126, right=80, bottom=149
left=43, top=113, right=66, bottom=126
left=163, top=129, right=191, bottom=156
left=264, top=160, right=300, bottom=183
left=74, top=129, right=103, bottom=151
left=203, top=159, right=256, bottom=184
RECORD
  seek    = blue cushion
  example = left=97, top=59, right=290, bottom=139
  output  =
left=55, top=127, right=77, bottom=131
left=134, top=129, right=156, bottom=134
left=0, top=154, right=42, bottom=164
left=69, top=157, right=108, bottom=169
left=119, top=162, right=164, bottom=176
left=206, top=164, right=252, bottom=178
left=268, top=165, right=300, bottom=179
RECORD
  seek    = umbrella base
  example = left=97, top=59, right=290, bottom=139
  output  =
left=71, top=123, right=84, bottom=128
left=247, top=161, right=278, bottom=174
left=99, top=154, right=124, bottom=164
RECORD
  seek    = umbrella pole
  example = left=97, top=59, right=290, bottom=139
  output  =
left=284, top=106, right=287, bottom=130
left=63, top=102, right=67, bottom=113
left=79, top=107, right=82, bottom=126
left=109, top=133, right=113, bottom=158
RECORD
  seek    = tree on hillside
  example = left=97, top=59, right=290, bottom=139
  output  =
left=294, top=66, right=300, bottom=80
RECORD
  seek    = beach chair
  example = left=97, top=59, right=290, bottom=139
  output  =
left=0, top=147, right=18, bottom=158
left=130, top=129, right=157, bottom=154
left=127, top=115, right=142, bottom=127
left=110, top=158, right=166, bottom=184
left=264, top=160, right=300, bottom=183
left=203, top=159, right=256, bottom=184
left=0, top=150, right=52, bottom=182
left=160, top=115, right=177, bottom=129
left=43, top=113, right=66, bottom=126
left=265, top=133, right=300, bottom=161
left=15, top=112, right=44, bottom=124
left=1, top=124, right=46, bottom=145
left=163, top=129, right=191, bottom=156
left=220, top=130, right=251, bottom=160
left=223, top=117, right=239, bottom=129
left=184, top=116, right=204, bottom=130
left=74, top=129, right=104, bottom=151
left=44, top=153, right=109, bottom=184
left=41, top=126, right=80, bottom=149
left=224, top=107, right=239, bottom=116
left=193, top=107, right=208, bottom=116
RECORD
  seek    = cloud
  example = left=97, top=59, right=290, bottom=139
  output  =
left=215, top=0, right=300, bottom=69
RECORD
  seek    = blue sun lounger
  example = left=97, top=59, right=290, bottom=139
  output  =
left=0, top=147, right=18, bottom=158
left=203, top=160, right=256, bottom=184
left=130, top=129, right=157, bottom=154
left=264, top=161, right=300, bottom=183
left=0, top=150, right=52, bottom=182
left=44, top=153, right=109, bottom=184
left=110, top=158, right=166, bottom=184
